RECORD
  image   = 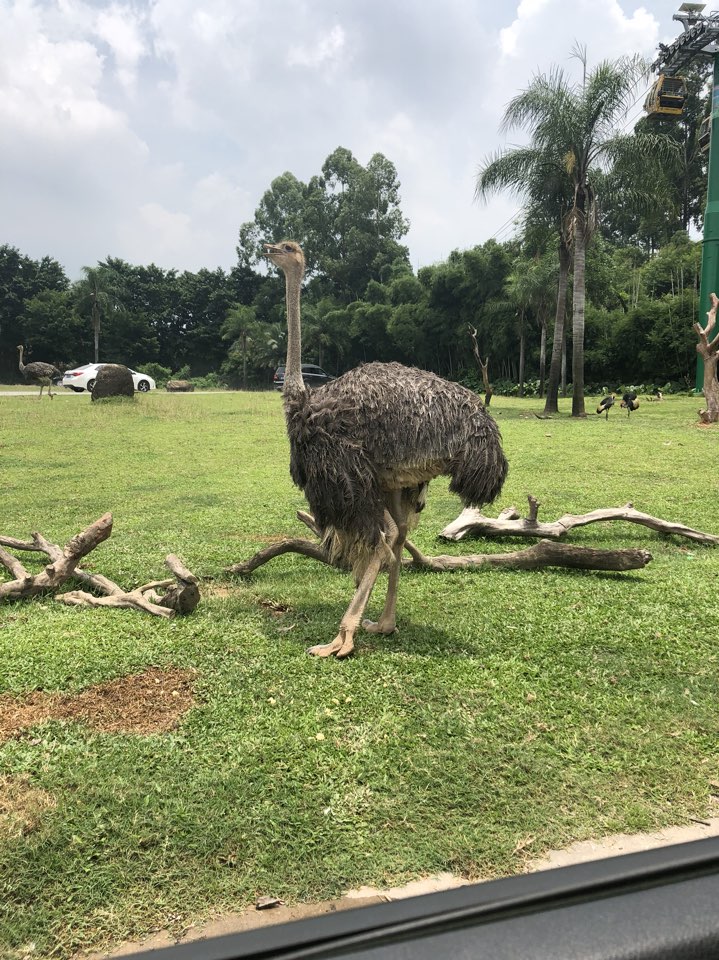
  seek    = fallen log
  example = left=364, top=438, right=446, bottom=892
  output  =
left=402, top=539, right=652, bottom=572
left=0, top=517, right=200, bottom=617
left=227, top=511, right=653, bottom=578
left=440, top=495, right=719, bottom=545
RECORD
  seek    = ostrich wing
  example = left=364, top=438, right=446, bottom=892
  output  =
left=288, top=397, right=384, bottom=545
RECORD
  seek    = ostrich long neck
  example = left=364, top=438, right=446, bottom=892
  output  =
left=283, top=268, right=307, bottom=403
left=17, top=346, right=25, bottom=373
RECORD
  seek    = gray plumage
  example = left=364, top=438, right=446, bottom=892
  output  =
left=17, top=345, right=62, bottom=398
left=286, top=361, right=507, bottom=552
left=263, top=240, right=508, bottom=657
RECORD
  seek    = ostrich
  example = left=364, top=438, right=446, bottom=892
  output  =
left=16, top=345, right=62, bottom=398
left=264, top=241, right=508, bottom=659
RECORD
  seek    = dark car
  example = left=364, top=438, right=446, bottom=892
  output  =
left=273, top=363, right=334, bottom=391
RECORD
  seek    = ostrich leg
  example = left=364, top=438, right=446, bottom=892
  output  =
left=363, top=491, right=407, bottom=636
left=308, top=510, right=398, bottom=659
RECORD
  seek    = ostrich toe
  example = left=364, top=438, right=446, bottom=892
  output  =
left=308, top=630, right=355, bottom=658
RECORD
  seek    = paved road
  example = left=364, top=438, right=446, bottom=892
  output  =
left=0, top=389, right=85, bottom=397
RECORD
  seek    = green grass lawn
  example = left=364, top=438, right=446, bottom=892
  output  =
left=1, top=390, right=718, bottom=958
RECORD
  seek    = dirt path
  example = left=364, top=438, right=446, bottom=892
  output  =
left=92, top=809, right=719, bottom=958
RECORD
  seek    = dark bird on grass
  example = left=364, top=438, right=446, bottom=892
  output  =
left=264, top=241, right=508, bottom=659
left=620, top=391, right=640, bottom=416
left=596, top=394, right=615, bottom=419
left=16, top=345, right=62, bottom=398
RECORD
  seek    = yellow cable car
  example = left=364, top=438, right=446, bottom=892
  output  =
left=644, top=74, right=688, bottom=116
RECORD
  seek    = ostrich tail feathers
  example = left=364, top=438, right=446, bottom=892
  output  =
left=448, top=416, right=508, bottom=508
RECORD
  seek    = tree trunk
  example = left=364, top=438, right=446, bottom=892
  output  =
left=93, top=304, right=100, bottom=364
left=571, top=203, right=587, bottom=418
left=242, top=333, right=248, bottom=392
left=538, top=314, right=547, bottom=399
left=543, top=240, right=570, bottom=414
left=695, top=292, right=719, bottom=423
left=561, top=328, right=567, bottom=397
left=467, top=325, right=492, bottom=405
left=518, top=311, right=525, bottom=398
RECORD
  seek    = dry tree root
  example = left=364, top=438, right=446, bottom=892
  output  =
left=227, top=509, right=654, bottom=577
left=402, top=539, right=652, bottom=572
left=440, top=495, right=719, bottom=546
left=0, top=516, right=199, bottom=617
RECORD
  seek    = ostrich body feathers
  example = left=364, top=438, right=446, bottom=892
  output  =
left=22, top=361, right=61, bottom=383
left=285, top=361, right=508, bottom=550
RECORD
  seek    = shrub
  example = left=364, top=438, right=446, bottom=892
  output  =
left=139, top=363, right=172, bottom=386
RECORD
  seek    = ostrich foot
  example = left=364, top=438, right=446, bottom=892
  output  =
left=362, top=618, right=397, bottom=635
left=308, top=631, right=355, bottom=659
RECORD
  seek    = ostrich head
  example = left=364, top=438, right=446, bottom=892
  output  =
left=263, top=241, right=305, bottom=282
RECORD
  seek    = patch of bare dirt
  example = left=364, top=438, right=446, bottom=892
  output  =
left=0, top=774, right=57, bottom=837
left=204, top=583, right=243, bottom=599
left=0, top=668, right=196, bottom=744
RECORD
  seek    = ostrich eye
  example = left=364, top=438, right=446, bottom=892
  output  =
left=284, top=244, right=293, bottom=252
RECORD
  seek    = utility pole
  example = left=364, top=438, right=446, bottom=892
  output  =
left=649, top=4, right=719, bottom=390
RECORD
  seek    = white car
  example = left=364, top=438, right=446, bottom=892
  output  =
left=62, top=363, right=156, bottom=393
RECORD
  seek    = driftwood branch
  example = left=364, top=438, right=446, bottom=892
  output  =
left=403, top=539, right=652, bottom=572
left=0, top=514, right=114, bottom=600
left=440, top=496, right=719, bottom=546
left=468, top=324, right=493, bottom=405
left=0, top=516, right=200, bottom=616
left=227, top=509, right=657, bottom=579
left=227, top=537, right=334, bottom=576
left=694, top=291, right=719, bottom=424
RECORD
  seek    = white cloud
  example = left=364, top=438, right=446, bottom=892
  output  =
left=0, top=0, right=690, bottom=277
left=95, top=4, right=148, bottom=92
left=288, top=25, right=346, bottom=69
left=500, top=0, right=554, bottom=56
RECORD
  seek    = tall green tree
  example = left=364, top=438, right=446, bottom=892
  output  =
left=0, top=245, right=68, bottom=380
left=21, top=289, right=89, bottom=367
left=477, top=144, right=574, bottom=413
left=600, top=64, right=710, bottom=248
left=480, top=48, right=674, bottom=415
left=74, top=264, right=126, bottom=363
left=222, top=304, right=258, bottom=390
left=237, top=147, right=411, bottom=303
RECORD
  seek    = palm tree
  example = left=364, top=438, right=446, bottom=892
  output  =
left=491, top=252, right=556, bottom=398
left=74, top=264, right=124, bottom=363
left=479, top=47, right=674, bottom=416
left=477, top=144, right=574, bottom=414
left=222, top=304, right=257, bottom=390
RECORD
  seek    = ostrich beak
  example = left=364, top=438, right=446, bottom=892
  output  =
left=263, top=243, right=282, bottom=256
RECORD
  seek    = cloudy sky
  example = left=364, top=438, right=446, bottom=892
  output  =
left=0, top=0, right=695, bottom=278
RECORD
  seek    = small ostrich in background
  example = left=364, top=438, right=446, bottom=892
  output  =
left=16, top=345, right=62, bottom=398
left=264, top=241, right=508, bottom=659
left=596, top=394, right=615, bottom=419
left=620, top=391, right=640, bottom=416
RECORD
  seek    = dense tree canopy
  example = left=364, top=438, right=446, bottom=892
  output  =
left=1, top=118, right=710, bottom=394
